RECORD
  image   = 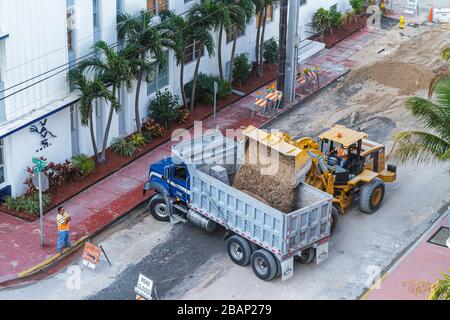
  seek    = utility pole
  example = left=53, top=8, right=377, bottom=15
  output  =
left=284, top=0, right=300, bottom=104
left=277, top=0, right=288, bottom=105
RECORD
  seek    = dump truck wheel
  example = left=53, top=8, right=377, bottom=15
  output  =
left=227, top=235, right=253, bottom=266
left=330, top=206, right=339, bottom=235
left=149, top=194, right=170, bottom=222
left=251, top=249, right=278, bottom=281
left=359, top=178, right=385, bottom=214
left=295, top=247, right=315, bottom=264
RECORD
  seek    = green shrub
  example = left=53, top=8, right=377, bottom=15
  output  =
left=111, top=137, right=137, bottom=157
left=130, top=133, right=146, bottom=148
left=185, top=74, right=232, bottom=104
left=262, top=38, right=279, bottom=64
left=71, top=154, right=95, bottom=176
left=233, top=53, right=252, bottom=85
left=147, top=89, right=179, bottom=128
left=313, top=8, right=334, bottom=34
left=330, top=9, right=343, bottom=29
left=4, top=192, right=52, bottom=217
left=349, top=0, right=364, bottom=14
left=341, top=10, right=356, bottom=25
left=143, top=130, right=153, bottom=143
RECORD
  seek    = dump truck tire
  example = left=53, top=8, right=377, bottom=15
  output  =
left=227, top=235, right=253, bottom=266
left=330, top=206, right=339, bottom=235
left=295, top=247, right=315, bottom=264
left=359, top=178, right=385, bottom=214
left=149, top=194, right=170, bottom=221
left=251, top=249, right=278, bottom=281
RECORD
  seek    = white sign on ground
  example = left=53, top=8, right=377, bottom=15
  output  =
left=434, top=8, right=450, bottom=23
left=404, top=0, right=419, bottom=15
left=134, top=274, right=154, bottom=300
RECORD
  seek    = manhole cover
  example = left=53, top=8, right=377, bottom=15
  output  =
left=427, top=227, right=450, bottom=248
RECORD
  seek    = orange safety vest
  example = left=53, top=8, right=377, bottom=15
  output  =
left=337, top=146, right=347, bottom=158
left=57, top=214, right=70, bottom=231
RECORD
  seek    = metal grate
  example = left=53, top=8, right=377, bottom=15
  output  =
left=427, top=227, right=450, bottom=248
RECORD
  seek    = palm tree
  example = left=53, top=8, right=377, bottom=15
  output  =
left=227, top=0, right=255, bottom=84
left=392, top=76, right=450, bottom=167
left=214, top=1, right=232, bottom=80
left=253, top=0, right=264, bottom=75
left=258, top=0, right=280, bottom=76
left=69, top=67, right=115, bottom=163
left=186, top=0, right=217, bottom=112
left=81, top=41, right=134, bottom=163
left=159, top=11, right=189, bottom=108
left=117, top=10, right=165, bottom=132
left=428, top=46, right=450, bottom=98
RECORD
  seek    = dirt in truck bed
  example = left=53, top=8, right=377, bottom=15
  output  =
left=233, top=150, right=297, bottom=213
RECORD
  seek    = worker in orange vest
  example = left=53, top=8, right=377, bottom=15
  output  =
left=337, top=145, right=348, bottom=168
left=56, top=206, right=72, bottom=253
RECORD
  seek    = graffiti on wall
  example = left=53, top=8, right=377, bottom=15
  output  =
left=29, top=119, right=57, bottom=153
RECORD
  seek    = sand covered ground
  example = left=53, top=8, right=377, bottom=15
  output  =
left=268, top=23, right=450, bottom=152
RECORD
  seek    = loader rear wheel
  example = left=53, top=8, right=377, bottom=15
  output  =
left=251, top=249, right=278, bottom=281
left=149, top=194, right=170, bottom=222
left=295, top=247, right=315, bottom=264
left=227, top=235, right=253, bottom=266
left=359, top=178, right=385, bottom=214
left=330, top=206, right=339, bottom=235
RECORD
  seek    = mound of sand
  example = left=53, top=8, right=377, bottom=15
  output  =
left=347, top=61, right=435, bottom=95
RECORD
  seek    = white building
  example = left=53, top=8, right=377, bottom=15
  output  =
left=0, top=0, right=350, bottom=198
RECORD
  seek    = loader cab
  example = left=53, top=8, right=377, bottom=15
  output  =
left=318, top=125, right=368, bottom=183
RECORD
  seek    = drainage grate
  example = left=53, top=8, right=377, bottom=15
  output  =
left=427, top=227, right=450, bottom=248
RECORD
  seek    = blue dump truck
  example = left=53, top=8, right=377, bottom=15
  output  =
left=143, top=131, right=332, bottom=281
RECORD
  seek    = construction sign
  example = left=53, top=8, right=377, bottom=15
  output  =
left=134, top=273, right=154, bottom=300
left=404, top=0, right=419, bottom=15
left=82, top=242, right=101, bottom=269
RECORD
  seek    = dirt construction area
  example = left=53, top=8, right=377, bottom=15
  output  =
left=277, top=23, right=450, bottom=148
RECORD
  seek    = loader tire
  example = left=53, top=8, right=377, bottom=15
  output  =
left=359, top=178, right=385, bottom=214
left=330, top=206, right=339, bottom=235
left=251, top=249, right=278, bottom=281
left=227, top=235, right=253, bottom=266
left=149, top=194, right=170, bottom=222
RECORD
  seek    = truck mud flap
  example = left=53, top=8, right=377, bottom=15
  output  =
left=316, top=241, right=329, bottom=265
left=281, top=257, right=294, bottom=281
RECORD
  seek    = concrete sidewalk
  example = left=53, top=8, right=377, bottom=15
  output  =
left=364, top=209, right=449, bottom=300
left=0, top=27, right=364, bottom=287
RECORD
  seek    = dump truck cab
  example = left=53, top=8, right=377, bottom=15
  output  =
left=144, top=158, right=190, bottom=221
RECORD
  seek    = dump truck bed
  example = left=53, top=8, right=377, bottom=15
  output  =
left=172, top=131, right=332, bottom=259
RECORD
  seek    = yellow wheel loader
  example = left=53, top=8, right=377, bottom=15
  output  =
left=242, top=125, right=397, bottom=231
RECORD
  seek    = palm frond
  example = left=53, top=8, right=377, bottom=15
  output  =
left=392, top=130, right=450, bottom=164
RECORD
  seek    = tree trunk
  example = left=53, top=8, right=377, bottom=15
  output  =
left=277, top=0, right=288, bottom=104
left=228, top=28, right=238, bottom=84
left=99, top=85, right=117, bottom=164
left=218, top=25, right=224, bottom=80
left=189, top=45, right=203, bottom=113
left=135, top=69, right=144, bottom=133
left=180, top=61, right=187, bottom=108
left=259, top=6, right=268, bottom=77
left=89, top=109, right=100, bottom=164
left=255, top=11, right=263, bottom=74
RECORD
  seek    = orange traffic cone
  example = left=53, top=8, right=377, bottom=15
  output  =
left=428, top=6, right=433, bottom=22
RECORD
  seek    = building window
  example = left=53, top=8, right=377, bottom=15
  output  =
left=147, top=51, right=169, bottom=95
left=256, top=5, right=274, bottom=27
left=300, top=0, right=307, bottom=6
left=147, top=0, right=168, bottom=15
left=225, top=61, right=231, bottom=79
left=0, top=40, right=6, bottom=122
left=226, top=27, right=245, bottom=44
left=93, top=0, right=100, bottom=29
left=184, top=40, right=204, bottom=64
left=0, top=139, right=5, bottom=184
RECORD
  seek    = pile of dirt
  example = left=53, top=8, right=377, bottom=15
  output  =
left=233, top=150, right=297, bottom=213
left=346, top=61, right=435, bottom=95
